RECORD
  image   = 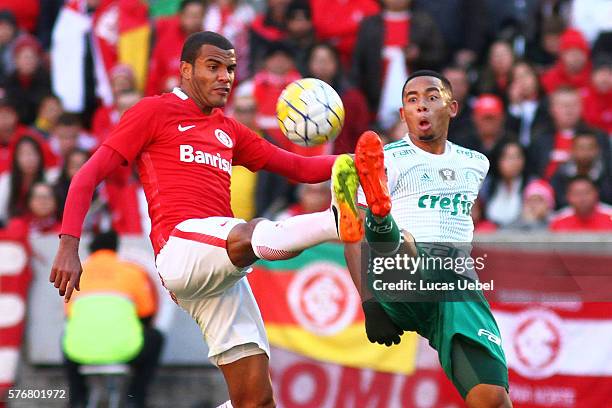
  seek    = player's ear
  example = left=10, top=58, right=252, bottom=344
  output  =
left=180, top=61, right=193, bottom=81
left=448, top=100, right=459, bottom=119
left=399, top=107, right=406, bottom=123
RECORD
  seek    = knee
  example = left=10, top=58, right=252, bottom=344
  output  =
left=466, top=384, right=512, bottom=408
left=231, top=388, right=275, bottom=408
left=227, top=219, right=264, bottom=267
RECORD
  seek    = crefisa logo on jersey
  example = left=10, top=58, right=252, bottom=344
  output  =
left=215, top=129, right=233, bottom=148
left=439, top=168, right=456, bottom=183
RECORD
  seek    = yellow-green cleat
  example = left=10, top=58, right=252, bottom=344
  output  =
left=331, top=154, right=364, bottom=243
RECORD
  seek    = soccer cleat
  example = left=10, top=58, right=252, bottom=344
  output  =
left=355, top=131, right=391, bottom=217
left=331, top=154, right=364, bottom=243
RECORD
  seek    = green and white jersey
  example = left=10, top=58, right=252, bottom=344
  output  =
left=358, top=136, right=489, bottom=243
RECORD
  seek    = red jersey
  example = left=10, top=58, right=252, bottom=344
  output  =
left=550, top=205, right=612, bottom=232
left=582, top=86, right=612, bottom=133
left=102, top=88, right=275, bottom=254
left=544, top=130, right=573, bottom=180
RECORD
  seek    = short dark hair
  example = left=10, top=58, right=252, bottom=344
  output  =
left=89, top=230, right=118, bottom=253
left=181, top=31, right=234, bottom=65
left=57, top=113, right=81, bottom=127
left=402, top=70, right=453, bottom=99
left=567, top=175, right=597, bottom=190
left=573, top=131, right=598, bottom=142
left=179, top=0, right=205, bottom=12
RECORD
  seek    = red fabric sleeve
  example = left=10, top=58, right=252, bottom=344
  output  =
left=231, top=119, right=337, bottom=182
left=60, top=146, right=125, bottom=238
left=263, top=145, right=337, bottom=183
left=231, top=120, right=276, bottom=170
left=102, top=97, right=157, bottom=165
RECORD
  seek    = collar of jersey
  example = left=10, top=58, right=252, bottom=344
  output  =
left=172, top=87, right=224, bottom=118
left=402, top=134, right=453, bottom=159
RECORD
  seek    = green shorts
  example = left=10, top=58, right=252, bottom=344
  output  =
left=367, top=244, right=508, bottom=397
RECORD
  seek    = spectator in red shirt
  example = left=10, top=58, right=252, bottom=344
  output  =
left=0, top=97, right=57, bottom=172
left=100, top=90, right=146, bottom=235
left=550, top=175, right=612, bottom=231
left=4, top=181, right=62, bottom=237
left=146, top=0, right=206, bottom=96
left=528, top=87, right=611, bottom=179
left=0, top=0, right=39, bottom=33
left=253, top=42, right=302, bottom=150
left=453, top=94, right=514, bottom=157
left=306, top=42, right=369, bottom=154
left=92, top=64, right=137, bottom=145
left=541, top=28, right=592, bottom=94
left=582, top=54, right=612, bottom=133
left=0, top=135, right=47, bottom=226
left=49, top=113, right=96, bottom=165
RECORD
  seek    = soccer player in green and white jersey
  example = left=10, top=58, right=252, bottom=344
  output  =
left=345, top=70, right=512, bottom=407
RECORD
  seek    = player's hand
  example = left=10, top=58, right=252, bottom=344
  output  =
left=362, top=299, right=403, bottom=346
left=49, top=235, right=83, bottom=303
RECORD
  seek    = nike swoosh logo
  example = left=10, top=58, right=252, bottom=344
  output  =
left=220, top=221, right=229, bottom=227
left=178, top=124, right=196, bottom=132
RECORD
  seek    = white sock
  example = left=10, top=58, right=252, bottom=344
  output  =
left=216, top=401, right=233, bottom=408
left=251, top=210, right=337, bottom=260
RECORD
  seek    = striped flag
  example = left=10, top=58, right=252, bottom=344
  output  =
left=249, top=242, right=418, bottom=374
left=118, top=0, right=150, bottom=92
left=0, top=237, right=31, bottom=404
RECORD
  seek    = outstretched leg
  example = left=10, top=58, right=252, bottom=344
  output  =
left=227, top=154, right=363, bottom=266
left=452, top=336, right=512, bottom=408
left=355, top=130, right=404, bottom=256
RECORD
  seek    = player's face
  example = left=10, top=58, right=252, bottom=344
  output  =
left=399, top=76, right=457, bottom=145
left=182, top=44, right=236, bottom=112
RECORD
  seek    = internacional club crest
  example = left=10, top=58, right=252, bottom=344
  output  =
left=215, top=129, right=233, bottom=148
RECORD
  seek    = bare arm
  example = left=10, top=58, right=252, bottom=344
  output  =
left=50, top=145, right=125, bottom=302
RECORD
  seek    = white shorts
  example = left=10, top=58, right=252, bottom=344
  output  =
left=155, top=217, right=270, bottom=365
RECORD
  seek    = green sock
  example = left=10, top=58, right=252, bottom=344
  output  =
left=365, top=209, right=401, bottom=255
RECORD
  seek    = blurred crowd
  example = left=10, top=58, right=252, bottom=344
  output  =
left=0, top=0, right=611, bottom=240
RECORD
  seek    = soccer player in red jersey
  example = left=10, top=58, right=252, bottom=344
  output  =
left=49, top=31, right=363, bottom=408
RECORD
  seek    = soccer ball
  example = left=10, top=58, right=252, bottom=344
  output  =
left=276, top=78, right=345, bottom=146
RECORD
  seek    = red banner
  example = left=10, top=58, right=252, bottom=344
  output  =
left=251, top=243, right=612, bottom=407
left=0, top=235, right=31, bottom=407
